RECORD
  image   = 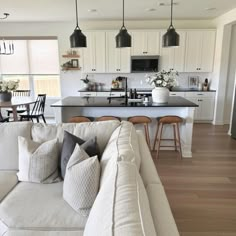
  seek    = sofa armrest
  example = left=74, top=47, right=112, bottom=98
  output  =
left=146, top=183, right=180, bottom=236
left=136, top=130, right=161, bottom=186
left=0, top=171, right=18, bottom=202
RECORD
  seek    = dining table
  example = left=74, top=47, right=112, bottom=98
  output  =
left=0, top=97, right=36, bottom=121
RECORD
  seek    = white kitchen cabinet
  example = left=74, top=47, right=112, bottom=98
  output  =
left=185, top=30, right=216, bottom=72
left=169, top=92, right=185, bottom=97
left=106, top=31, right=131, bottom=73
left=185, top=92, right=215, bottom=121
left=82, top=31, right=106, bottom=73
left=160, top=31, right=186, bottom=72
left=96, top=91, right=125, bottom=97
left=131, top=31, right=160, bottom=56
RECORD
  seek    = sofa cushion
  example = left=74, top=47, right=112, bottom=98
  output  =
left=0, top=122, right=32, bottom=170
left=146, top=183, right=180, bottom=236
left=84, top=162, right=156, bottom=236
left=63, top=144, right=100, bottom=216
left=0, top=182, right=88, bottom=235
left=0, top=171, right=18, bottom=202
left=4, top=230, right=84, bottom=236
left=136, top=130, right=161, bottom=186
left=17, top=137, right=60, bottom=184
left=61, top=131, right=100, bottom=178
left=31, top=121, right=120, bottom=154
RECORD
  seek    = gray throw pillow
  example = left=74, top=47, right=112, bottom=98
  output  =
left=60, top=131, right=100, bottom=179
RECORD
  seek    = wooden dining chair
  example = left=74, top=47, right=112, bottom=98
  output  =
left=7, top=90, right=31, bottom=117
left=19, top=94, right=46, bottom=123
left=0, top=111, right=9, bottom=123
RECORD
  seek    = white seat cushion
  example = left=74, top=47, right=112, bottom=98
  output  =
left=0, top=182, right=88, bottom=235
left=0, top=171, right=18, bottom=202
left=0, top=122, right=32, bottom=170
left=4, top=230, right=84, bottom=236
left=146, top=183, right=180, bottom=236
left=84, top=162, right=156, bottom=236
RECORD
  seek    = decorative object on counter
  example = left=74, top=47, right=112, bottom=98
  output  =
left=70, top=0, right=86, bottom=48
left=0, top=80, right=19, bottom=102
left=111, top=80, right=120, bottom=89
left=81, top=75, right=90, bottom=90
left=188, top=76, right=199, bottom=90
left=116, top=0, right=131, bottom=48
left=198, top=82, right=202, bottom=91
left=203, top=78, right=209, bottom=91
left=115, top=76, right=126, bottom=89
left=146, top=69, right=178, bottom=103
left=162, top=0, right=180, bottom=47
left=0, top=13, right=14, bottom=55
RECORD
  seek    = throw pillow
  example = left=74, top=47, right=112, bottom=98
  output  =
left=17, top=136, right=60, bottom=184
left=60, top=131, right=100, bottom=179
left=63, top=144, right=100, bottom=216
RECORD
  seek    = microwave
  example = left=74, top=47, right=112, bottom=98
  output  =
left=131, top=56, right=159, bottom=73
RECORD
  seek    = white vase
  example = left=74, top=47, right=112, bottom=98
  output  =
left=152, top=87, right=170, bottom=104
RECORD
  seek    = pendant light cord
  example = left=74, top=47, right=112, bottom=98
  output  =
left=170, top=0, right=173, bottom=28
left=75, top=0, right=79, bottom=29
left=121, top=0, right=126, bottom=30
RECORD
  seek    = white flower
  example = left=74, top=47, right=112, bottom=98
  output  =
left=0, top=80, right=19, bottom=92
left=156, top=80, right=162, bottom=84
left=162, top=81, right=167, bottom=87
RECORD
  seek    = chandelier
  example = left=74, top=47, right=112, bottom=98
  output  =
left=0, top=13, right=14, bottom=55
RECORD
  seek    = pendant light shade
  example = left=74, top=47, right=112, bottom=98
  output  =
left=162, top=0, right=179, bottom=47
left=116, top=0, right=131, bottom=48
left=70, top=0, right=86, bottom=48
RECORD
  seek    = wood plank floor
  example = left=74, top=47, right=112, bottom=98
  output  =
left=152, top=124, right=236, bottom=236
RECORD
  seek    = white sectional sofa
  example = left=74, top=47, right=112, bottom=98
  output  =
left=0, top=121, right=179, bottom=236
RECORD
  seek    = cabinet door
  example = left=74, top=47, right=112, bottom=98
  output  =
left=200, top=97, right=215, bottom=120
left=185, top=96, right=201, bottom=120
left=185, top=31, right=202, bottom=72
left=94, top=32, right=106, bottom=73
left=120, top=48, right=131, bottom=73
left=146, top=31, right=160, bottom=55
left=200, top=31, right=216, bottom=72
left=131, top=31, right=146, bottom=55
left=82, top=32, right=95, bottom=73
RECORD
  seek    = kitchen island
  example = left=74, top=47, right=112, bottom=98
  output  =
left=51, top=96, right=198, bottom=158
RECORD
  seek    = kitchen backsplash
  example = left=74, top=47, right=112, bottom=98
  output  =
left=80, top=72, right=212, bottom=90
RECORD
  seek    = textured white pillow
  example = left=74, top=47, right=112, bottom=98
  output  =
left=63, top=144, right=100, bottom=216
left=17, top=136, right=60, bottom=183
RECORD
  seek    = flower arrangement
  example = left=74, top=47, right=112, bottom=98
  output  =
left=145, top=70, right=179, bottom=89
left=0, top=80, right=19, bottom=93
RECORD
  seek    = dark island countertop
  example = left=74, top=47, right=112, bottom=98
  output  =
left=51, top=96, right=198, bottom=108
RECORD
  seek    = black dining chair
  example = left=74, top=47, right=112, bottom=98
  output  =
left=0, top=111, right=9, bottom=123
left=19, top=94, right=47, bottom=123
left=7, top=90, right=31, bottom=117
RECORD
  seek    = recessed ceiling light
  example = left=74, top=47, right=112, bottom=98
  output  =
left=88, top=9, right=97, bottom=12
left=145, top=8, right=157, bottom=12
left=205, top=7, right=216, bottom=11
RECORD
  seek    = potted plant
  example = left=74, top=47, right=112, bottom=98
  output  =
left=145, top=70, right=178, bottom=103
left=0, top=80, right=19, bottom=102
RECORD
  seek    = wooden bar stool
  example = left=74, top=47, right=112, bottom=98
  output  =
left=128, top=116, right=152, bottom=149
left=153, top=116, right=183, bottom=159
left=68, top=116, right=92, bottom=123
left=96, top=116, right=121, bottom=122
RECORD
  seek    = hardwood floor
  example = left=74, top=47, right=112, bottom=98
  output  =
left=152, top=124, right=236, bottom=236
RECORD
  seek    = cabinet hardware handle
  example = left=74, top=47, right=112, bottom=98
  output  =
left=197, top=94, right=203, bottom=95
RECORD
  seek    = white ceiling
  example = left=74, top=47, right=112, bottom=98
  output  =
left=0, top=0, right=236, bottom=22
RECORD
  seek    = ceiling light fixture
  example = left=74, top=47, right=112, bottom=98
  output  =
left=70, top=0, right=86, bottom=48
left=0, top=13, right=14, bottom=55
left=162, top=0, right=179, bottom=47
left=116, top=0, right=131, bottom=48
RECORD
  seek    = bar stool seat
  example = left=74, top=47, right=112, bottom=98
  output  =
left=68, top=116, right=92, bottom=123
left=96, top=116, right=121, bottom=122
left=153, top=115, right=183, bottom=159
left=128, top=116, right=152, bottom=149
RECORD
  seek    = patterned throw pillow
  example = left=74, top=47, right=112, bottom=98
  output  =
left=60, top=131, right=100, bottom=179
left=17, top=136, right=60, bottom=183
left=63, top=144, right=100, bottom=216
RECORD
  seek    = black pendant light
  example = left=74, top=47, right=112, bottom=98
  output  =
left=162, top=0, right=179, bottom=47
left=116, top=0, right=131, bottom=48
left=70, top=0, right=86, bottom=48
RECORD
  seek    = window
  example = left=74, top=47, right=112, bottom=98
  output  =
left=0, top=38, right=61, bottom=98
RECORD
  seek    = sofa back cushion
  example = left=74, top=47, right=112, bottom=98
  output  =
left=84, top=162, right=156, bottom=236
left=31, top=121, right=120, bottom=154
left=0, top=122, right=32, bottom=170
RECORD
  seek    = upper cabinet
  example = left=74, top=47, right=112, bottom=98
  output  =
left=185, top=30, right=216, bottom=72
left=159, top=31, right=186, bottom=72
left=131, top=31, right=160, bottom=56
left=82, top=31, right=106, bottom=73
left=106, top=31, right=131, bottom=73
